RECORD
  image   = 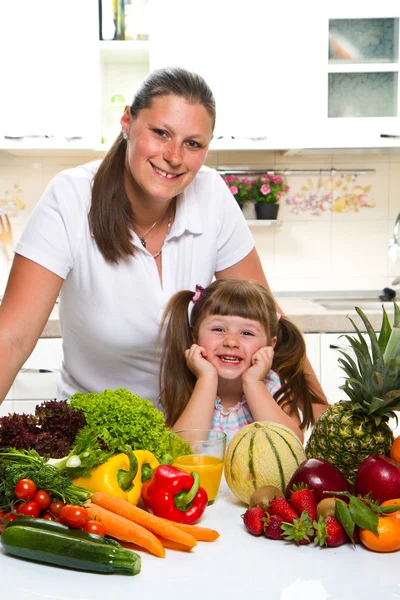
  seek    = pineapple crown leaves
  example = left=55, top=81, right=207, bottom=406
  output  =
left=337, top=303, right=400, bottom=416
left=281, top=510, right=314, bottom=544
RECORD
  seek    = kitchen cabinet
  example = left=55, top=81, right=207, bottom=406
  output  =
left=304, top=334, right=321, bottom=382
left=11, top=339, right=63, bottom=415
left=1, top=1, right=399, bottom=155
left=285, top=2, right=400, bottom=150
left=0, top=0, right=100, bottom=149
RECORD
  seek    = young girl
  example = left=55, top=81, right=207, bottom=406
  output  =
left=159, top=279, right=327, bottom=444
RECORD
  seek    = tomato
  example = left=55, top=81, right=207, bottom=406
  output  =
left=83, top=520, right=106, bottom=537
left=6, top=514, right=19, bottom=523
left=41, top=511, right=55, bottom=521
left=49, top=499, right=65, bottom=517
left=59, top=505, right=88, bottom=529
left=33, top=490, right=52, bottom=511
left=14, top=479, right=37, bottom=501
left=17, top=501, right=40, bottom=518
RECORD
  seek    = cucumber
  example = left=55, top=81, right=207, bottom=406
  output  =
left=4, top=517, right=121, bottom=547
left=1, top=523, right=141, bottom=575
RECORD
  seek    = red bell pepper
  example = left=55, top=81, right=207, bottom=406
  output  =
left=141, top=464, right=208, bottom=524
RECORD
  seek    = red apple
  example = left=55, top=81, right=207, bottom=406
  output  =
left=285, top=458, right=352, bottom=503
left=354, top=454, right=400, bottom=502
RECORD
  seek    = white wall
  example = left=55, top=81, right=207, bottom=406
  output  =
left=0, top=149, right=399, bottom=294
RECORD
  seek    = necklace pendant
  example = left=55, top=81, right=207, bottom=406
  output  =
left=140, top=235, right=146, bottom=248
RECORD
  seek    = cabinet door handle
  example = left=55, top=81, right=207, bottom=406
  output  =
left=20, top=368, right=59, bottom=373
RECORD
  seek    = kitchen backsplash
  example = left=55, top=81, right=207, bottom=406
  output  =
left=0, top=150, right=399, bottom=294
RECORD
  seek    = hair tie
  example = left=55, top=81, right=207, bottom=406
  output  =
left=192, top=284, right=205, bottom=303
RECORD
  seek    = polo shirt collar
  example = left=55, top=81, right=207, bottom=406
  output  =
left=170, top=179, right=203, bottom=238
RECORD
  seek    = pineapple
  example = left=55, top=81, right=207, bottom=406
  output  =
left=306, top=302, right=400, bottom=483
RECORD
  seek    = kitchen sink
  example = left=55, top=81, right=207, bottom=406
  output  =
left=316, top=298, right=396, bottom=312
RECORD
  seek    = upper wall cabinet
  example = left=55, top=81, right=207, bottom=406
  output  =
left=149, top=0, right=400, bottom=151
left=282, top=1, right=400, bottom=150
left=0, top=0, right=100, bottom=149
left=0, top=0, right=398, bottom=154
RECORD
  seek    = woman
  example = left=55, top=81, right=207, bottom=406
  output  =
left=0, top=66, right=328, bottom=417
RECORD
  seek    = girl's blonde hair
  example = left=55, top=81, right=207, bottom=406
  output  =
left=159, top=279, right=324, bottom=428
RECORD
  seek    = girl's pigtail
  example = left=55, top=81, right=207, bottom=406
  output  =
left=159, top=290, right=197, bottom=426
left=272, top=316, right=324, bottom=429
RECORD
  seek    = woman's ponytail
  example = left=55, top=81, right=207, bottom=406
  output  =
left=159, top=290, right=197, bottom=426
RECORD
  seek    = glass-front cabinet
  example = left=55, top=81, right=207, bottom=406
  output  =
left=325, top=12, right=399, bottom=146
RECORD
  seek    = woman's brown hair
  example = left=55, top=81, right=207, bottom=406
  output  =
left=89, top=67, right=216, bottom=263
left=159, top=279, right=325, bottom=428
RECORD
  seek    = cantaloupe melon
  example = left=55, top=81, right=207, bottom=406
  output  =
left=224, top=421, right=306, bottom=504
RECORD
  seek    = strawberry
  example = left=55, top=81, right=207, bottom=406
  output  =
left=281, top=511, right=314, bottom=545
left=268, top=497, right=299, bottom=523
left=264, top=514, right=285, bottom=540
left=242, top=506, right=266, bottom=536
left=289, top=484, right=317, bottom=522
left=314, top=515, right=349, bottom=548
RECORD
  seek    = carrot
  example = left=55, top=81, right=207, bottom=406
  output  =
left=86, top=502, right=165, bottom=558
left=159, top=518, right=220, bottom=542
left=155, top=535, right=194, bottom=552
left=91, top=491, right=197, bottom=549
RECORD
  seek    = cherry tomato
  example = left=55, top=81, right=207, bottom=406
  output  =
left=14, top=479, right=37, bottom=501
left=41, top=511, right=55, bottom=521
left=33, top=490, right=52, bottom=511
left=17, top=501, right=40, bottom=518
left=49, top=499, right=65, bottom=517
left=59, top=505, right=88, bottom=529
left=6, top=514, right=19, bottom=523
left=83, top=520, right=106, bottom=537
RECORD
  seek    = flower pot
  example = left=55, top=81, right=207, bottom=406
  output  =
left=255, top=203, right=279, bottom=220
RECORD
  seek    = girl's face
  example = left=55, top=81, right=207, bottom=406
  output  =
left=196, top=314, right=276, bottom=380
left=121, top=95, right=213, bottom=206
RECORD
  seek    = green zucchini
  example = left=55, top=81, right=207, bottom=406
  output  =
left=1, top=522, right=141, bottom=575
left=4, top=517, right=121, bottom=547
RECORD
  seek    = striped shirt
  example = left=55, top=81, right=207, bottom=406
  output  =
left=211, top=370, right=282, bottom=444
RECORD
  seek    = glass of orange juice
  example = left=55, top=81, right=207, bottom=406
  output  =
left=172, top=429, right=227, bottom=505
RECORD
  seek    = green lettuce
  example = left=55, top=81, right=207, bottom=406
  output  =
left=70, top=388, right=191, bottom=463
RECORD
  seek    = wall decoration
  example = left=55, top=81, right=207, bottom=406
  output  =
left=285, top=173, right=375, bottom=216
left=0, top=184, right=25, bottom=216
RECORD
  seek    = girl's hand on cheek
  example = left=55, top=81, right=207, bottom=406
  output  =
left=242, top=346, right=274, bottom=383
left=185, top=344, right=218, bottom=380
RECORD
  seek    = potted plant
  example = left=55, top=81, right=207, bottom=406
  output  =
left=221, top=174, right=253, bottom=210
left=251, top=173, right=289, bottom=220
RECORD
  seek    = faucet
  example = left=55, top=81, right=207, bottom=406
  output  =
left=389, top=213, right=400, bottom=272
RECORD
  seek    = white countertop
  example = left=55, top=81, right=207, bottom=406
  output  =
left=1, top=479, right=399, bottom=600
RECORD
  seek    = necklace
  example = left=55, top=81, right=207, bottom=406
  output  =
left=136, top=219, right=159, bottom=249
left=135, top=203, right=174, bottom=258
left=152, top=209, right=173, bottom=259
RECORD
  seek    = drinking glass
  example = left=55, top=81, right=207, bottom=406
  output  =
left=171, top=429, right=227, bottom=505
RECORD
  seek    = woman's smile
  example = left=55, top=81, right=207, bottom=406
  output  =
left=121, top=95, right=213, bottom=206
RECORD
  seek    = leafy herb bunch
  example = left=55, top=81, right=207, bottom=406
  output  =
left=222, top=173, right=289, bottom=205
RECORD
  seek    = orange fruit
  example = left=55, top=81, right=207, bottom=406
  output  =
left=359, top=516, right=400, bottom=552
left=390, top=436, right=400, bottom=463
left=380, top=498, right=400, bottom=521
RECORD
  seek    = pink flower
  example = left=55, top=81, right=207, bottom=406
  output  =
left=261, top=175, right=271, bottom=183
left=285, top=185, right=290, bottom=193
left=227, top=174, right=238, bottom=183
left=272, top=175, right=282, bottom=184
left=241, top=177, right=250, bottom=185
left=260, top=184, right=271, bottom=196
left=229, top=185, right=238, bottom=195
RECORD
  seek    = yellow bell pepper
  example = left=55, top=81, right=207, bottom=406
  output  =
left=72, top=447, right=159, bottom=505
